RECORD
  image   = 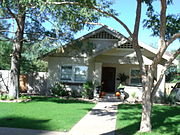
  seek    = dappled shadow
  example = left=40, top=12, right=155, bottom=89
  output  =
left=0, top=116, right=52, bottom=135
left=90, top=104, right=117, bottom=117
left=115, top=104, right=180, bottom=135
left=151, top=105, right=180, bottom=135
left=27, top=96, right=94, bottom=104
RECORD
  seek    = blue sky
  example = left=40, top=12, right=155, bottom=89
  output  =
left=75, top=0, right=180, bottom=51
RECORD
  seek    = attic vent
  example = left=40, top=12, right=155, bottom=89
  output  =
left=119, top=42, right=143, bottom=49
left=90, top=31, right=117, bottom=39
left=119, top=42, right=133, bottom=49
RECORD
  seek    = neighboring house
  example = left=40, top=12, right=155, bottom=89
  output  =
left=43, top=26, right=175, bottom=100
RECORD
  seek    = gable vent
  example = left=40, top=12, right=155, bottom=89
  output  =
left=118, top=42, right=143, bottom=49
left=90, top=31, right=117, bottom=39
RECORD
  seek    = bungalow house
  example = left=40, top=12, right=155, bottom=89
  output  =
left=43, top=26, right=173, bottom=100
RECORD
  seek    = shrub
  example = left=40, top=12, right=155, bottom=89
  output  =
left=81, top=82, right=94, bottom=99
left=50, top=82, right=69, bottom=97
left=0, top=94, right=13, bottom=100
left=71, top=90, right=81, bottom=98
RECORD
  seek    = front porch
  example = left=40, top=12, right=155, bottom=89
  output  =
left=92, top=61, right=165, bottom=101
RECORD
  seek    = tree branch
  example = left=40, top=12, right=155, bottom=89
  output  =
left=6, top=7, right=21, bottom=30
left=151, top=0, right=167, bottom=69
left=151, top=48, right=180, bottom=97
left=45, top=1, right=133, bottom=38
left=166, top=32, right=180, bottom=46
left=132, top=0, right=145, bottom=71
left=0, top=30, right=16, bottom=33
left=0, top=17, right=14, bottom=19
left=160, top=0, right=167, bottom=41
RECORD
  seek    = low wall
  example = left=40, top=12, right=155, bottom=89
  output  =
left=124, top=86, right=143, bottom=101
left=0, top=70, right=10, bottom=92
left=0, top=70, right=48, bottom=95
left=165, top=83, right=176, bottom=95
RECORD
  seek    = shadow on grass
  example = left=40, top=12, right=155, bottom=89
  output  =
left=0, top=116, right=50, bottom=131
left=115, top=104, right=180, bottom=135
left=28, top=96, right=94, bottom=104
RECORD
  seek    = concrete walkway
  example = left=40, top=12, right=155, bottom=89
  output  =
left=0, top=102, right=119, bottom=135
left=68, top=102, right=119, bottom=135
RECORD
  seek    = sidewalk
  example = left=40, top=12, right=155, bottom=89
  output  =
left=68, top=102, right=119, bottom=135
left=0, top=127, right=66, bottom=135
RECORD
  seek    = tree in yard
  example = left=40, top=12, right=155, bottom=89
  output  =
left=0, top=0, right=179, bottom=132
left=0, top=41, right=12, bottom=70
left=50, top=0, right=179, bottom=132
left=0, top=0, right=110, bottom=99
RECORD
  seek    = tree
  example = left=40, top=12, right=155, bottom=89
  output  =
left=0, top=41, right=12, bottom=70
left=0, top=0, right=106, bottom=99
left=49, top=0, right=179, bottom=132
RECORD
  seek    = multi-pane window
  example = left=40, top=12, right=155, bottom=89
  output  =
left=74, top=66, right=88, bottom=81
left=61, top=66, right=73, bottom=81
left=61, top=65, right=88, bottom=82
left=130, top=69, right=142, bottom=85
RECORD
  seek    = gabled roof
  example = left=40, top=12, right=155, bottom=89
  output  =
left=42, top=26, right=174, bottom=63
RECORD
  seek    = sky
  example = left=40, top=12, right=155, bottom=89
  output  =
left=75, top=0, right=180, bottom=51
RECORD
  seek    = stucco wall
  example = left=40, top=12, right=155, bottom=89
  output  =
left=0, top=70, right=47, bottom=95
left=47, top=56, right=94, bottom=93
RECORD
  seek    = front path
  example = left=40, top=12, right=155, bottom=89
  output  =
left=68, top=102, right=119, bottom=135
left=0, top=127, right=66, bottom=135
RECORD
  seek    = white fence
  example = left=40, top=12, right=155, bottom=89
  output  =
left=0, top=70, right=48, bottom=95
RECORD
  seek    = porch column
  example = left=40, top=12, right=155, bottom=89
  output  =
left=156, top=64, right=165, bottom=98
left=93, top=62, right=102, bottom=99
left=93, top=62, right=102, bottom=86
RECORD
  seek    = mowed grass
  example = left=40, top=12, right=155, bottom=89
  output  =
left=0, top=96, right=95, bottom=131
left=116, top=104, right=180, bottom=135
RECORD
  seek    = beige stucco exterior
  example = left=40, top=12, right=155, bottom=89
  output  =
left=46, top=26, right=167, bottom=99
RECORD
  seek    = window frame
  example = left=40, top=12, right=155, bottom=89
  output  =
left=129, top=68, right=142, bottom=86
left=60, top=65, right=88, bottom=83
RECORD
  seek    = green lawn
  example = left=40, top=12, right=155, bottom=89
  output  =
left=0, top=96, right=95, bottom=131
left=116, top=104, right=180, bottom=135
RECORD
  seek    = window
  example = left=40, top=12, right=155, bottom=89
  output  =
left=74, top=66, right=88, bottom=81
left=60, top=65, right=88, bottom=82
left=61, top=66, right=73, bottom=81
left=130, top=69, right=142, bottom=85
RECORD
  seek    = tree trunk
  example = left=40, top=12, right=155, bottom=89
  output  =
left=9, top=43, right=21, bottom=98
left=9, top=9, right=25, bottom=99
left=140, top=68, right=154, bottom=132
left=140, top=85, right=152, bottom=132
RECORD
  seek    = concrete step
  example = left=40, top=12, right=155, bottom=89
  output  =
left=99, top=93, right=123, bottom=102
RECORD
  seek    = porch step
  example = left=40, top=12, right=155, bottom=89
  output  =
left=99, top=93, right=122, bottom=102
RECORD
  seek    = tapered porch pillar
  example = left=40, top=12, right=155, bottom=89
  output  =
left=93, top=62, right=102, bottom=98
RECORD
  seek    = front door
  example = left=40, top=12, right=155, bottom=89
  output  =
left=101, top=67, right=116, bottom=93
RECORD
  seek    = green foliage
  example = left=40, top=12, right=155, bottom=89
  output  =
left=81, top=81, right=94, bottom=99
left=0, top=41, right=12, bottom=70
left=131, top=92, right=137, bottom=98
left=117, top=73, right=129, bottom=84
left=143, top=1, right=180, bottom=40
left=0, top=93, right=31, bottom=100
left=165, top=66, right=179, bottom=83
left=19, top=94, right=31, bottom=100
left=0, top=41, right=48, bottom=72
left=50, top=82, right=69, bottom=97
left=0, top=93, right=13, bottom=100
left=0, top=94, right=8, bottom=100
